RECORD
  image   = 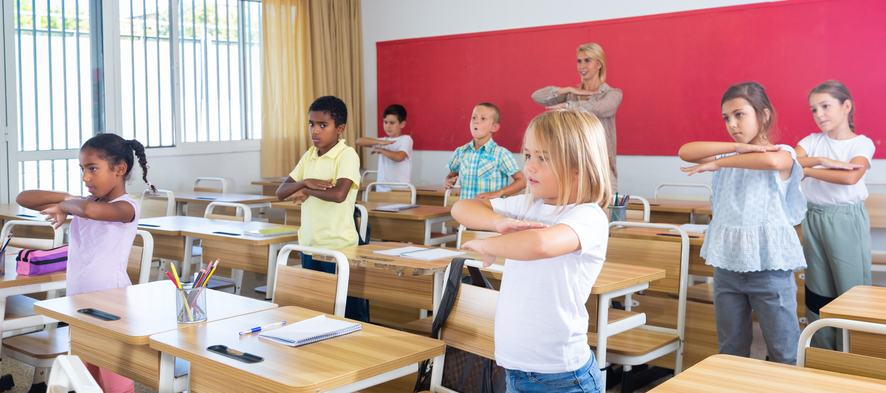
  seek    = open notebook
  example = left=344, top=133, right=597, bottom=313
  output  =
left=258, top=315, right=362, bottom=347
left=373, top=203, right=419, bottom=212
left=245, top=226, right=299, bottom=237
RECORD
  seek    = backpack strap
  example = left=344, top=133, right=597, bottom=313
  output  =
left=415, top=257, right=468, bottom=391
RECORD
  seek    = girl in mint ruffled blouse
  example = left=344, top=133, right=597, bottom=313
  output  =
left=678, top=82, right=807, bottom=365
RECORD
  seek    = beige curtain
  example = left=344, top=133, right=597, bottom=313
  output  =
left=260, top=0, right=314, bottom=177
left=309, top=0, right=365, bottom=165
left=260, top=0, right=365, bottom=176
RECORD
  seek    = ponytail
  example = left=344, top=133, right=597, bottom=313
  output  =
left=129, top=139, right=156, bottom=193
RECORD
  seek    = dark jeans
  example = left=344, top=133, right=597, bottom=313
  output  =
left=300, top=252, right=370, bottom=323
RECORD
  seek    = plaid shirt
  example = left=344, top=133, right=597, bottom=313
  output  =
left=446, top=139, right=520, bottom=199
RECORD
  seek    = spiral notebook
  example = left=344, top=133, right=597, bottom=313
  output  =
left=258, top=315, right=362, bottom=347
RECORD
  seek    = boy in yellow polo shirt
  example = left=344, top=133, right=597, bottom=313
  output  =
left=275, top=95, right=367, bottom=321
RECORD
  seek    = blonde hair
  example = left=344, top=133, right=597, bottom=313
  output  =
left=523, top=110, right=612, bottom=210
left=577, top=43, right=607, bottom=83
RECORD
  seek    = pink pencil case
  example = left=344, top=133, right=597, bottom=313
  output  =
left=16, top=245, right=68, bottom=275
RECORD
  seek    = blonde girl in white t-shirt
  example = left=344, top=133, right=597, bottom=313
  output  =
left=796, top=80, right=875, bottom=350
left=453, top=110, right=611, bottom=393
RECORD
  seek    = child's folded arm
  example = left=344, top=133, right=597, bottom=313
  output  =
left=16, top=190, right=73, bottom=211
left=57, top=199, right=136, bottom=223
left=372, top=148, right=408, bottom=162
left=802, top=156, right=868, bottom=185
left=466, top=224, right=580, bottom=261
left=299, top=178, right=354, bottom=203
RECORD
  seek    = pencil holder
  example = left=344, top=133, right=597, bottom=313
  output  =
left=608, top=205, right=627, bottom=223
left=176, top=285, right=207, bottom=323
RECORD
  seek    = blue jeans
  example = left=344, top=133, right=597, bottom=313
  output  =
left=300, top=253, right=370, bottom=323
left=505, top=355, right=603, bottom=393
left=713, top=267, right=800, bottom=365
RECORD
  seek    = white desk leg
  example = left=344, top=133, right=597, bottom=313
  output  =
left=596, top=293, right=610, bottom=389
left=424, top=219, right=432, bottom=246
left=181, top=236, right=196, bottom=280
left=158, top=352, right=176, bottom=393
left=266, top=243, right=286, bottom=300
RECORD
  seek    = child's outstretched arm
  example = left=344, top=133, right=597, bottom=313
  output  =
left=452, top=199, right=547, bottom=233
left=461, top=224, right=578, bottom=267
left=355, top=137, right=394, bottom=147
left=41, top=198, right=136, bottom=229
left=476, top=172, right=526, bottom=199
left=678, top=142, right=780, bottom=163
left=276, top=176, right=335, bottom=201
left=681, top=150, right=794, bottom=176
left=371, top=147, right=408, bottom=162
left=795, top=146, right=866, bottom=185
left=16, top=190, right=74, bottom=211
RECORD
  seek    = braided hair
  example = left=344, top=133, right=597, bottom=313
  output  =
left=81, top=133, right=156, bottom=193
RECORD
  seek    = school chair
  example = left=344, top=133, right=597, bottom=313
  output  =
left=2, top=230, right=155, bottom=392
left=191, top=202, right=253, bottom=294
left=139, top=189, right=176, bottom=218
left=360, top=170, right=378, bottom=184
left=419, top=259, right=499, bottom=393
left=193, top=177, right=228, bottom=193
left=46, top=355, right=102, bottom=393
left=588, top=221, right=690, bottom=392
left=271, top=244, right=350, bottom=317
left=626, top=195, right=651, bottom=222
left=442, top=187, right=461, bottom=234
left=363, top=182, right=417, bottom=204
left=798, top=318, right=886, bottom=381
left=653, top=182, right=712, bottom=202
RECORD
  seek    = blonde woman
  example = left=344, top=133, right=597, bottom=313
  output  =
left=454, top=110, right=611, bottom=392
left=532, top=43, right=622, bottom=190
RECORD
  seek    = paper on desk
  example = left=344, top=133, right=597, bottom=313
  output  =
left=399, top=248, right=466, bottom=261
left=374, top=203, right=419, bottom=212
left=670, top=224, right=708, bottom=234
left=374, top=246, right=426, bottom=256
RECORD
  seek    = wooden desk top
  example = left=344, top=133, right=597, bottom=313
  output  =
left=170, top=191, right=278, bottom=204
left=819, top=285, right=886, bottom=324
left=138, top=216, right=299, bottom=245
left=271, top=201, right=453, bottom=220
left=0, top=253, right=66, bottom=290
left=867, top=193, right=886, bottom=229
left=35, top=281, right=277, bottom=346
left=626, top=199, right=711, bottom=214
left=413, top=185, right=459, bottom=196
left=649, top=354, right=886, bottom=392
left=609, top=226, right=705, bottom=246
left=592, top=263, right=667, bottom=295
left=148, top=306, right=445, bottom=393
left=251, top=179, right=285, bottom=187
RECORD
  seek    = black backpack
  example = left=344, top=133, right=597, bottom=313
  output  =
left=414, top=258, right=506, bottom=393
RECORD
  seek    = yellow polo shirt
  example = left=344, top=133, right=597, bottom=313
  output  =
left=289, top=139, right=360, bottom=249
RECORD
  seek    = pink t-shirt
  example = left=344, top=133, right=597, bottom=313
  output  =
left=67, top=194, right=140, bottom=296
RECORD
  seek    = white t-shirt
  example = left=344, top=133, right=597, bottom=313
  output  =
left=489, top=194, right=608, bottom=373
left=376, top=135, right=413, bottom=192
left=798, top=132, right=875, bottom=206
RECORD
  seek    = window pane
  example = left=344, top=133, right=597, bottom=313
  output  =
left=15, top=0, right=92, bottom=153
left=119, top=0, right=175, bottom=147
left=19, top=158, right=85, bottom=195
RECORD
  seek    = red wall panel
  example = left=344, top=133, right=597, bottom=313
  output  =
left=377, top=0, right=886, bottom=158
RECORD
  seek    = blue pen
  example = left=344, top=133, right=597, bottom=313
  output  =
left=238, top=321, right=287, bottom=336
left=0, top=234, right=11, bottom=255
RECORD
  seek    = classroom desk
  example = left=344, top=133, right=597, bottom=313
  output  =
left=867, top=193, right=886, bottom=229
left=413, top=185, right=459, bottom=206
left=272, top=200, right=457, bottom=246
left=137, top=216, right=298, bottom=294
left=0, top=252, right=66, bottom=352
left=34, top=281, right=277, bottom=393
left=819, top=285, right=886, bottom=359
left=169, top=191, right=279, bottom=217
left=149, top=306, right=445, bottom=392
left=0, top=203, right=71, bottom=239
left=648, top=354, right=886, bottom=392
left=251, top=179, right=286, bottom=196
left=626, top=199, right=711, bottom=224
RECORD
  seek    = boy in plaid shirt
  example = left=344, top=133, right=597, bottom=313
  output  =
left=444, top=103, right=525, bottom=199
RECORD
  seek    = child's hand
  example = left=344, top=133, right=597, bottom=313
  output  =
left=475, top=190, right=503, bottom=200
left=493, top=217, right=548, bottom=234
left=302, top=179, right=334, bottom=190
left=443, top=176, right=458, bottom=189
left=375, top=140, right=395, bottom=146
left=40, top=205, right=68, bottom=230
left=285, top=189, right=309, bottom=204
left=461, top=240, right=497, bottom=268
left=681, top=161, right=721, bottom=176
left=735, top=144, right=781, bottom=154
left=560, top=86, right=602, bottom=96
left=370, top=147, right=384, bottom=155
left=819, top=158, right=863, bottom=170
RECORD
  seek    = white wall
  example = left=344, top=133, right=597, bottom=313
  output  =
left=360, top=0, right=886, bottom=196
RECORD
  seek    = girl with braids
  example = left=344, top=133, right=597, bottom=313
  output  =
left=17, top=133, right=154, bottom=393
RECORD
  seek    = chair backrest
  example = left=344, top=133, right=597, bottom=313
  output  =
left=127, top=230, right=154, bottom=285
left=798, top=318, right=886, bottom=381
left=354, top=204, right=369, bottom=242
left=443, top=187, right=461, bottom=208
left=439, top=282, right=499, bottom=360
left=456, top=225, right=500, bottom=248
left=194, top=177, right=228, bottom=193
left=360, top=170, right=377, bottom=184
left=653, top=183, right=712, bottom=202
left=140, top=189, right=176, bottom=218
left=625, top=195, right=651, bottom=222
left=362, top=182, right=416, bottom=204
left=272, top=245, right=350, bottom=317
left=0, top=221, right=65, bottom=250
left=47, top=355, right=102, bottom=393
left=203, top=202, right=252, bottom=222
